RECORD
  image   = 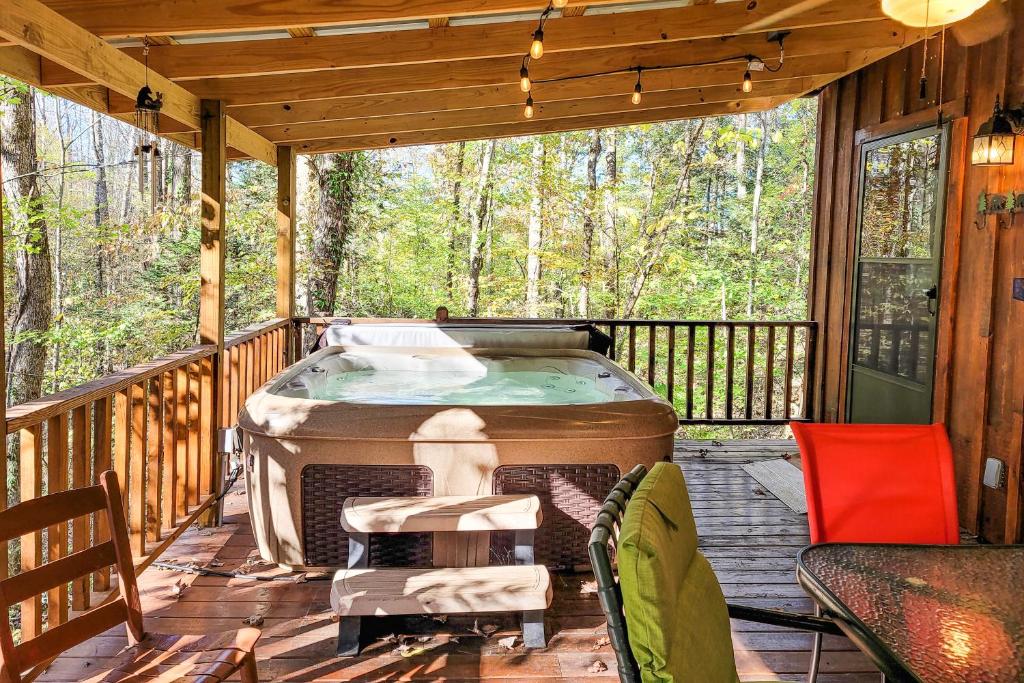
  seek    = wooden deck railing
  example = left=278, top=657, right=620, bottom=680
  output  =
left=0, top=313, right=813, bottom=641
left=221, top=318, right=292, bottom=432
left=3, top=343, right=218, bottom=640
left=290, top=317, right=817, bottom=425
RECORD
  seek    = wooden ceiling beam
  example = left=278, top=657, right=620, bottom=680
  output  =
left=271, top=96, right=793, bottom=155
left=35, top=0, right=645, bottom=39
left=38, top=2, right=888, bottom=85
left=0, top=0, right=276, bottom=163
left=256, top=76, right=831, bottom=143
left=131, top=22, right=923, bottom=110
left=233, top=52, right=859, bottom=129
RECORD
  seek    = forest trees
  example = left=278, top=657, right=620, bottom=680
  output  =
left=2, top=72, right=818, bottom=415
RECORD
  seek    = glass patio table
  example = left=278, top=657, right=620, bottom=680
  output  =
left=797, top=543, right=1024, bottom=683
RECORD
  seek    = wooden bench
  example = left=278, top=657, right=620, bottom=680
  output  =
left=0, top=471, right=261, bottom=683
left=332, top=494, right=550, bottom=654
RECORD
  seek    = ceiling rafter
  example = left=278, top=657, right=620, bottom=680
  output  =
left=35, top=0, right=645, bottom=39
left=0, top=0, right=276, bottom=163
left=231, top=52, right=862, bottom=129
left=37, top=2, right=889, bottom=86
left=105, top=22, right=920, bottom=111
left=272, top=96, right=793, bottom=155
left=257, top=76, right=831, bottom=143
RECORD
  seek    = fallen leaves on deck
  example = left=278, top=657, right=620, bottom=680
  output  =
left=589, top=660, right=608, bottom=673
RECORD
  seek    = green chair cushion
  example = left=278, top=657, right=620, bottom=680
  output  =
left=618, top=462, right=741, bottom=683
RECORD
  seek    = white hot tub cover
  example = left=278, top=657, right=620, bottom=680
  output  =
left=312, top=321, right=611, bottom=353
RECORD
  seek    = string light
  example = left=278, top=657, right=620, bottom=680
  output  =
left=530, top=29, right=545, bottom=59
left=515, top=10, right=788, bottom=118
left=552, top=0, right=569, bottom=7
left=632, top=69, right=643, bottom=105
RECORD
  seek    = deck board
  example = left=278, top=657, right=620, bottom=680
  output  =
left=39, top=440, right=878, bottom=681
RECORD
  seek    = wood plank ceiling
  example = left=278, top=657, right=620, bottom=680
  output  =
left=0, top=0, right=930, bottom=159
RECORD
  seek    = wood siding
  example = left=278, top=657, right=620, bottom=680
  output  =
left=810, top=0, right=1024, bottom=543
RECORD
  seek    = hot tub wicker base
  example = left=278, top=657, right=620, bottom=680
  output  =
left=491, top=464, right=621, bottom=570
left=301, top=464, right=434, bottom=568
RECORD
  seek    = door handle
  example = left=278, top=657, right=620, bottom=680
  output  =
left=923, top=285, right=938, bottom=316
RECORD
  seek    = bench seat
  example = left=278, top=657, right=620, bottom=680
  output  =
left=340, top=494, right=542, bottom=533
left=330, top=565, right=551, bottom=616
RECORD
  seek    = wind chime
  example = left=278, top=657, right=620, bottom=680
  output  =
left=134, top=39, right=164, bottom=214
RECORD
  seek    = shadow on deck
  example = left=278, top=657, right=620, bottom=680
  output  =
left=40, top=441, right=877, bottom=682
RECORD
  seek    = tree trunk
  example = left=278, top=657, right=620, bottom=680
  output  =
left=446, top=141, right=466, bottom=302
left=746, top=112, right=769, bottom=317
left=2, top=88, right=53, bottom=409
left=525, top=138, right=544, bottom=318
left=92, top=112, right=113, bottom=374
left=578, top=129, right=601, bottom=317
left=307, top=153, right=359, bottom=315
left=735, top=113, right=747, bottom=199
left=466, top=140, right=496, bottom=316
left=600, top=131, right=619, bottom=317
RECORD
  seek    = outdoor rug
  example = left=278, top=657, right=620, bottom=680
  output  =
left=741, top=458, right=807, bottom=514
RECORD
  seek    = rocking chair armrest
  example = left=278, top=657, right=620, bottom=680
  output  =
left=726, top=603, right=845, bottom=636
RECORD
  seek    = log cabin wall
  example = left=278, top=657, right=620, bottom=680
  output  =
left=809, top=0, right=1024, bottom=543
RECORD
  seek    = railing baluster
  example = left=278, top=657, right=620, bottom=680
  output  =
left=647, top=325, right=657, bottom=387
left=765, top=326, right=777, bottom=421
left=686, top=325, right=696, bottom=421
left=706, top=325, right=716, bottom=421
left=666, top=326, right=676, bottom=404
left=71, top=405, right=91, bottom=611
left=162, top=371, right=176, bottom=531
left=725, top=324, right=735, bottom=421
left=114, top=389, right=131, bottom=514
left=20, top=424, right=43, bottom=640
left=745, top=325, right=756, bottom=420
left=46, top=413, right=70, bottom=628
left=627, top=326, right=636, bottom=373
left=803, top=324, right=817, bottom=421
left=608, top=324, right=617, bottom=361
left=784, top=325, right=796, bottom=420
left=146, top=378, right=162, bottom=542
left=175, top=367, right=189, bottom=522
left=187, top=362, right=201, bottom=508
left=93, top=396, right=112, bottom=591
left=229, top=345, right=240, bottom=430
left=130, top=381, right=147, bottom=556
left=199, top=356, right=215, bottom=498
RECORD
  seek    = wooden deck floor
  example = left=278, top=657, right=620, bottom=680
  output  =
left=42, top=441, right=878, bottom=682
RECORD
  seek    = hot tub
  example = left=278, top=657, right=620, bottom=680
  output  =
left=238, top=342, right=678, bottom=570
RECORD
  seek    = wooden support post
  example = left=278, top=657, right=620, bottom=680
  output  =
left=276, top=145, right=297, bottom=366
left=199, top=99, right=227, bottom=525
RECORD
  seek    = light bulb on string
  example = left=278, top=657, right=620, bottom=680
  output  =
left=520, top=66, right=532, bottom=93
left=632, top=69, right=643, bottom=105
left=530, top=29, right=544, bottom=59
left=742, top=70, right=753, bottom=93
left=524, top=94, right=535, bottom=119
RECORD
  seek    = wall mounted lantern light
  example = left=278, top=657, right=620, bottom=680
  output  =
left=972, top=97, right=1024, bottom=166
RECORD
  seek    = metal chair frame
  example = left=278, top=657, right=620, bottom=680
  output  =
left=587, top=464, right=843, bottom=683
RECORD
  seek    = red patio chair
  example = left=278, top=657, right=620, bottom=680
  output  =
left=790, top=422, right=960, bottom=682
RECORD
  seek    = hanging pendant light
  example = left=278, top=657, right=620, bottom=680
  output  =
left=881, top=0, right=990, bottom=27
